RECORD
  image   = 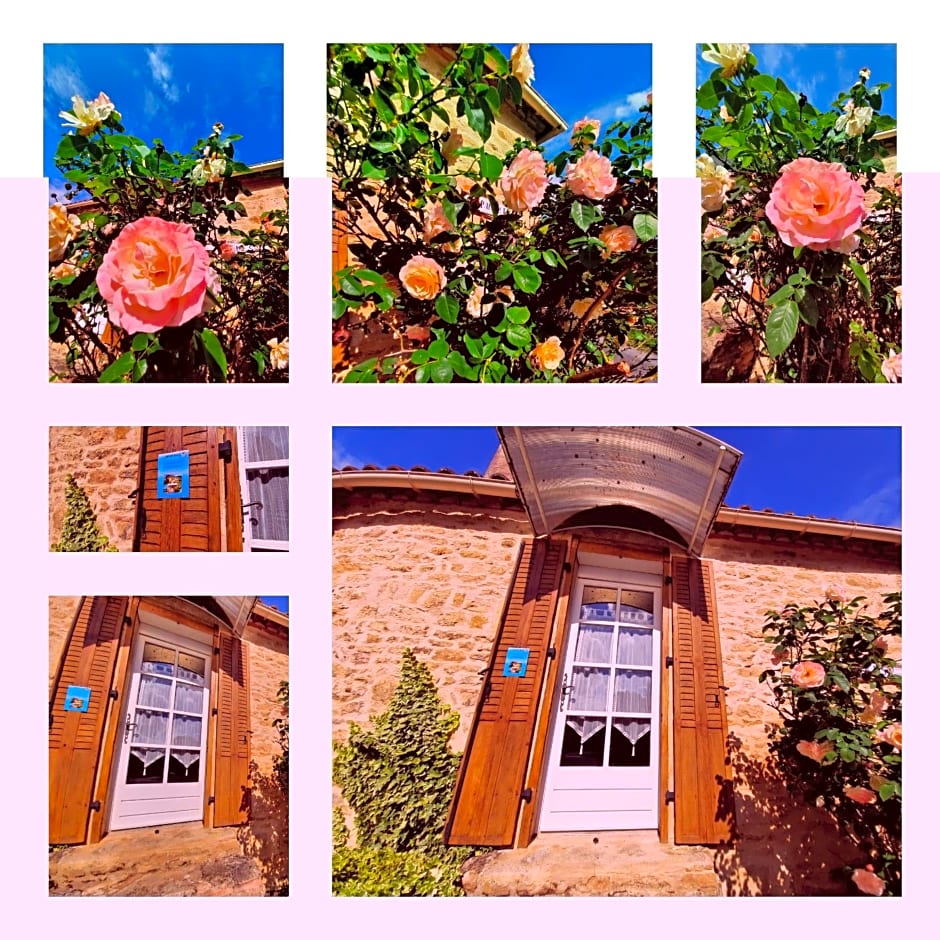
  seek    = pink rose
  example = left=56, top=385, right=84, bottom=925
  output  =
left=500, top=148, right=549, bottom=213
left=96, top=216, right=213, bottom=334
left=566, top=150, right=617, bottom=200
left=851, top=868, right=885, bottom=896
left=859, top=691, right=889, bottom=723
left=220, top=240, right=238, bottom=260
left=796, top=740, right=834, bottom=763
left=844, top=786, right=878, bottom=804
left=881, top=350, right=902, bottom=383
left=765, top=158, right=867, bottom=252
left=571, top=117, right=601, bottom=143
left=876, top=722, right=902, bottom=750
left=790, top=661, right=826, bottom=689
left=423, top=201, right=453, bottom=243
left=599, top=224, right=638, bottom=257
left=399, top=255, right=447, bottom=300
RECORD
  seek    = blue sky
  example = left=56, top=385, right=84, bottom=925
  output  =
left=332, top=427, right=901, bottom=528
left=259, top=596, right=289, bottom=613
left=43, top=44, right=283, bottom=193
left=495, top=44, right=651, bottom=159
left=697, top=44, right=897, bottom=119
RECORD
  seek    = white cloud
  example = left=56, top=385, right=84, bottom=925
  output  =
left=842, top=478, right=902, bottom=528
left=147, top=45, right=179, bottom=103
left=45, top=63, right=84, bottom=101
left=332, top=441, right=365, bottom=470
left=582, top=87, right=652, bottom=126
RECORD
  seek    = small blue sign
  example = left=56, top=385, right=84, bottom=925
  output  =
left=64, top=686, right=91, bottom=712
left=503, top=648, right=530, bottom=678
left=157, top=450, right=190, bottom=499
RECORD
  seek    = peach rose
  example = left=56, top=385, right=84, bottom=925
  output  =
left=219, top=240, right=238, bottom=261
left=571, top=117, right=601, bottom=143
left=844, top=786, right=878, bottom=804
left=765, top=158, right=868, bottom=252
left=423, top=201, right=453, bottom=242
left=500, top=148, right=549, bottom=213
left=60, top=91, right=115, bottom=136
left=796, top=740, right=834, bottom=763
left=790, top=661, right=826, bottom=689
left=96, top=216, right=214, bottom=334
left=399, top=255, right=447, bottom=300
left=510, top=43, right=535, bottom=85
left=701, top=44, right=750, bottom=78
left=267, top=337, right=289, bottom=369
left=566, top=150, right=616, bottom=200
left=825, top=583, right=848, bottom=603
left=851, top=868, right=885, bottom=896
left=49, top=204, right=81, bottom=263
left=599, top=224, right=638, bottom=257
left=859, top=691, right=889, bottom=723
left=530, top=336, right=565, bottom=371
left=876, top=722, right=902, bottom=750
left=881, top=350, right=902, bottom=383
left=697, top=154, right=733, bottom=212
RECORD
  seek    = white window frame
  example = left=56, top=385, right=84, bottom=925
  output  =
left=237, top=426, right=289, bottom=552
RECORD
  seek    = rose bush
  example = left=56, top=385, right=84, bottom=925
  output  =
left=760, top=591, right=901, bottom=895
left=330, top=43, right=656, bottom=383
left=49, top=93, right=288, bottom=382
left=698, top=45, right=900, bottom=382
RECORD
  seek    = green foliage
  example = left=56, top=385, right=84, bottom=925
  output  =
left=51, top=474, right=116, bottom=552
left=760, top=591, right=901, bottom=895
left=49, top=95, right=288, bottom=383
left=271, top=680, right=289, bottom=794
left=329, top=43, right=656, bottom=383
left=332, top=649, right=473, bottom=895
left=698, top=47, right=900, bottom=382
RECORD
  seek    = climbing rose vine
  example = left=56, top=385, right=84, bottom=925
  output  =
left=760, top=591, right=901, bottom=895
left=330, top=43, right=657, bottom=383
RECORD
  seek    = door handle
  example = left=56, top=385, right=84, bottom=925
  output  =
left=559, top=673, right=574, bottom=712
left=123, top=712, right=138, bottom=743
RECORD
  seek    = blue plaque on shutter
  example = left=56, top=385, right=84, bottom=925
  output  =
left=157, top=450, right=190, bottom=499
left=503, top=648, right=530, bottom=677
left=64, top=686, right=91, bottom=712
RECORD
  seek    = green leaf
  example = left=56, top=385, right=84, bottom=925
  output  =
left=765, top=300, right=800, bottom=357
left=479, top=151, right=503, bottom=181
left=839, top=747, right=855, bottom=763
left=428, top=338, right=449, bottom=359
left=505, top=324, right=531, bottom=348
left=633, top=213, right=657, bottom=242
left=434, top=293, right=459, bottom=324
left=701, top=275, right=715, bottom=303
left=512, top=264, right=542, bottom=294
left=799, top=291, right=819, bottom=327
left=189, top=201, right=206, bottom=216
left=429, top=360, right=454, bottom=383
left=198, top=328, right=228, bottom=379
left=410, top=349, right=431, bottom=365
left=463, top=335, right=484, bottom=360
left=361, top=160, right=387, bottom=180
left=131, top=333, right=155, bottom=352
left=570, top=201, right=599, bottom=232
left=99, top=352, right=135, bottom=383
left=506, top=305, right=530, bottom=325
left=848, top=257, right=871, bottom=301
left=766, top=284, right=794, bottom=306
left=749, top=74, right=778, bottom=96
left=696, top=80, right=719, bottom=111
left=372, top=89, right=396, bottom=124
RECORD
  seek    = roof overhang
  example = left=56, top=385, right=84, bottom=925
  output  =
left=497, top=427, right=742, bottom=556
left=176, top=596, right=257, bottom=637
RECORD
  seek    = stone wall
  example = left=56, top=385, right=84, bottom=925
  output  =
left=332, top=492, right=529, bottom=751
left=49, top=596, right=80, bottom=690
left=48, top=427, right=140, bottom=551
left=701, top=533, right=901, bottom=895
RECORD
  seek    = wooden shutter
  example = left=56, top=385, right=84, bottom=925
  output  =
left=49, top=597, right=128, bottom=845
left=671, top=557, right=735, bottom=844
left=135, top=427, right=223, bottom=552
left=332, top=182, right=349, bottom=275
left=213, top=632, right=251, bottom=826
left=445, top=538, right=565, bottom=847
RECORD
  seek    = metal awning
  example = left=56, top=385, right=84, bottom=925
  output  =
left=179, top=596, right=257, bottom=637
left=497, top=427, right=742, bottom=556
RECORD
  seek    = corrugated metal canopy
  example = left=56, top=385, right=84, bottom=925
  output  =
left=498, top=427, right=742, bottom=556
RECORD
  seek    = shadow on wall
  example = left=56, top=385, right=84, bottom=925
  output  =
left=714, top=733, right=863, bottom=896
left=238, top=764, right=289, bottom=895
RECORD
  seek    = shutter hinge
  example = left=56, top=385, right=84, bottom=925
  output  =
left=665, top=656, right=674, bottom=668
left=665, top=575, right=673, bottom=586
left=563, top=562, right=572, bottom=573
left=212, top=707, right=219, bottom=716
left=521, top=788, right=533, bottom=803
left=89, top=800, right=101, bottom=812
left=665, top=791, right=675, bottom=805
left=218, top=440, right=233, bottom=462
left=208, top=796, right=215, bottom=805
left=109, top=689, right=119, bottom=700
left=547, top=647, right=556, bottom=660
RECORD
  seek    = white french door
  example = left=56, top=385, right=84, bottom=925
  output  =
left=540, top=568, right=662, bottom=831
left=109, top=628, right=211, bottom=830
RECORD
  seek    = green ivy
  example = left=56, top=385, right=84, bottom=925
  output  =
left=332, top=649, right=475, bottom=896
left=51, top=474, right=116, bottom=552
left=272, top=680, right=289, bottom=794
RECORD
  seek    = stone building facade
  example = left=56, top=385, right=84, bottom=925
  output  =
left=332, top=431, right=900, bottom=896
left=49, top=595, right=288, bottom=893
left=49, top=426, right=289, bottom=552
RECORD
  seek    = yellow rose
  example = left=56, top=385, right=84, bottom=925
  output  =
left=701, top=44, right=750, bottom=79
left=49, top=204, right=80, bottom=263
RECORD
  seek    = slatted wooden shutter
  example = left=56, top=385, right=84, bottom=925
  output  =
left=49, top=597, right=128, bottom=844
left=213, top=632, right=251, bottom=826
left=671, top=557, right=734, bottom=844
left=135, top=427, right=224, bottom=552
left=445, top=538, right=565, bottom=847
